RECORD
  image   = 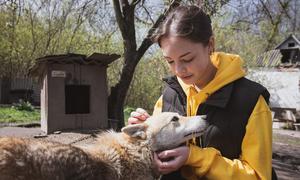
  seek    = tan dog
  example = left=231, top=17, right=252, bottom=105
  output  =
left=0, top=112, right=208, bottom=180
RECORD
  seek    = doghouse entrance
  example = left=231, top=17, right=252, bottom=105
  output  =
left=65, top=85, right=90, bottom=114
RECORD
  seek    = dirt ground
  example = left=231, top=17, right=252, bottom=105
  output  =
left=0, top=126, right=299, bottom=180
left=272, top=129, right=300, bottom=180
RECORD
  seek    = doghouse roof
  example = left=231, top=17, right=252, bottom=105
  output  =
left=29, top=53, right=120, bottom=76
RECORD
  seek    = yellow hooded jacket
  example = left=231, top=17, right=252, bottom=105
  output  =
left=153, top=52, right=272, bottom=180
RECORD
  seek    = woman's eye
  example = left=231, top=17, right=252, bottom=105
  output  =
left=167, top=60, right=174, bottom=64
left=183, top=58, right=193, bottom=63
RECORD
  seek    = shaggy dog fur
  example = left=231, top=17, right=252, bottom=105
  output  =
left=0, top=112, right=207, bottom=180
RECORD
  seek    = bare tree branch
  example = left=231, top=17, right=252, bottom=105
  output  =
left=258, top=0, right=274, bottom=25
left=140, top=3, right=154, bottom=24
left=131, top=0, right=142, bottom=6
left=278, top=0, right=290, bottom=19
left=137, top=0, right=181, bottom=57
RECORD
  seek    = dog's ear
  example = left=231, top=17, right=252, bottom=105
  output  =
left=121, top=124, right=147, bottom=139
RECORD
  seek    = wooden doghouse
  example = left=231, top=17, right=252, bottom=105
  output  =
left=30, top=53, right=120, bottom=134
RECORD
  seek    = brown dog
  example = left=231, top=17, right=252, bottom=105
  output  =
left=0, top=112, right=207, bottom=180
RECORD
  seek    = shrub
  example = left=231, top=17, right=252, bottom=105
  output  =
left=11, top=99, right=35, bottom=112
left=124, top=107, right=136, bottom=125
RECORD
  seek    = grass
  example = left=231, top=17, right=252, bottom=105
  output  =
left=0, top=105, right=134, bottom=125
left=0, top=106, right=40, bottom=124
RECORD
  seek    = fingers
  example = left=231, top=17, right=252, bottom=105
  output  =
left=127, top=108, right=150, bottom=125
left=130, top=112, right=144, bottom=118
left=130, top=111, right=148, bottom=121
left=154, top=153, right=169, bottom=174
left=157, top=149, right=179, bottom=160
left=154, top=152, right=178, bottom=174
left=128, top=117, right=145, bottom=125
left=136, top=108, right=150, bottom=117
left=154, top=146, right=190, bottom=174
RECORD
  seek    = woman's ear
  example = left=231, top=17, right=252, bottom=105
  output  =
left=208, top=36, right=215, bottom=54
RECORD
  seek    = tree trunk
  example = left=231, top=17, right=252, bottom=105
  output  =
left=108, top=51, right=138, bottom=129
left=107, top=72, right=132, bottom=129
left=109, top=0, right=183, bottom=130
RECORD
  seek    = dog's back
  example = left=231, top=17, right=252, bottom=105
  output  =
left=0, top=134, right=157, bottom=180
left=0, top=137, right=109, bottom=180
left=0, top=112, right=207, bottom=180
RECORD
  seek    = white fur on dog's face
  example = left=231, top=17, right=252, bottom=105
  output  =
left=122, top=112, right=208, bottom=151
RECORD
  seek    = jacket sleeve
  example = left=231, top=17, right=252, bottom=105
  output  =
left=152, top=95, right=163, bottom=115
left=183, top=95, right=273, bottom=180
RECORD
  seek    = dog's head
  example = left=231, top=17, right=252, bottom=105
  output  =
left=122, top=112, right=208, bottom=151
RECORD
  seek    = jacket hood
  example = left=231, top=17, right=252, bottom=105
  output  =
left=185, top=52, right=246, bottom=115
left=207, top=52, right=246, bottom=93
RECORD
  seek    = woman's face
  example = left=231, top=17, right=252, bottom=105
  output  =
left=160, top=36, right=216, bottom=88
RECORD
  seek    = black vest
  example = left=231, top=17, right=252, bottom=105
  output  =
left=160, top=76, right=277, bottom=180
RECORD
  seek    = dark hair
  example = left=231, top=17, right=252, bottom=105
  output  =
left=151, top=5, right=212, bottom=46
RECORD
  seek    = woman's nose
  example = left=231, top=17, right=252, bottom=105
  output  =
left=174, top=63, right=186, bottom=75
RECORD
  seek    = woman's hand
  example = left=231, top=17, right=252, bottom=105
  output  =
left=154, top=146, right=190, bottom=174
left=127, top=108, right=150, bottom=125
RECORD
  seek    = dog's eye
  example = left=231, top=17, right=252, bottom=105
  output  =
left=171, top=116, right=179, bottom=122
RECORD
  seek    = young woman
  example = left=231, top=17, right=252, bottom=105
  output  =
left=128, top=5, right=276, bottom=180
